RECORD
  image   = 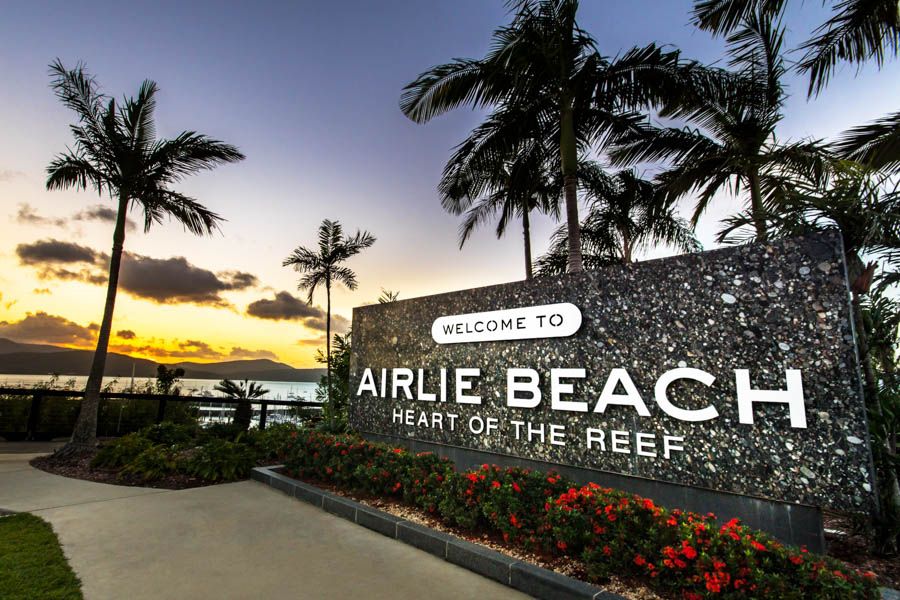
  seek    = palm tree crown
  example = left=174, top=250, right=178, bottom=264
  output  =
left=535, top=167, right=700, bottom=275
left=401, top=0, right=693, bottom=273
left=283, top=220, right=375, bottom=421
left=611, top=12, right=825, bottom=242
left=47, top=59, right=244, bottom=234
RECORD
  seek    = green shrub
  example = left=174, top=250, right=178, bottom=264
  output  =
left=203, top=422, right=247, bottom=441
left=119, top=445, right=178, bottom=482
left=181, top=439, right=258, bottom=481
left=91, top=433, right=154, bottom=469
left=278, top=431, right=879, bottom=599
left=240, top=423, right=302, bottom=461
left=139, top=422, right=198, bottom=447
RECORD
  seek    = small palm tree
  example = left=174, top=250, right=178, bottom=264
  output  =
left=46, top=60, right=244, bottom=451
left=214, top=379, right=269, bottom=431
left=401, top=0, right=690, bottom=273
left=283, top=220, right=375, bottom=417
left=535, top=167, right=700, bottom=275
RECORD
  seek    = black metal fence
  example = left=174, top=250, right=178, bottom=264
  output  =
left=0, top=387, right=322, bottom=441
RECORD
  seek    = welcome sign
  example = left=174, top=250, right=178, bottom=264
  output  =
left=349, top=234, right=876, bottom=512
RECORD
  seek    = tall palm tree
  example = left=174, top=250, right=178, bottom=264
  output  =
left=283, top=220, right=375, bottom=416
left=691, top=0, right=900, bottom=95
left=611, top=11, right=824, bottom=242
left=46, top=60, right=244, bottom=451
left=400, top=0, right=690, bottom=273
left=214, top=379, right=270, bottom=431
left=535, top=167, right=701, bottom=275
left=439, top=105, right=561, bottom=280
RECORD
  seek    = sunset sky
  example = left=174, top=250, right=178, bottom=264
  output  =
left=1, top=1, right=898, bottom=368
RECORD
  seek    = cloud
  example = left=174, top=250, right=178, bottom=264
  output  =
left=0, top=312, right=97, bottom=346
left=296, top=336, right=326, bottom=348
left=118, top=255, right=257, bottom=306
left=246, top=291, right=321, bottom=320
left=73, top=204, right=137, bottom=232
left=228, top=346, right=278, bottom=360
left=116, top=329, right=136, bottom=340
left=15, top=239, right=108, bottom=284
left=246, top=291, right=350, bottom=333
left=0, top=170, right=25, bottom=182
left=15, top=204, right=65, bottom=227
left=15, top=239, right=258, bottom=307
left=16, top=239, right=102, bottom=265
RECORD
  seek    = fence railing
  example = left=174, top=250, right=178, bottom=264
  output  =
left=0, top=387, right=322, bottom=441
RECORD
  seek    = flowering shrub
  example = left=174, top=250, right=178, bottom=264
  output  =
left=280, top=431, right=878, bottom=599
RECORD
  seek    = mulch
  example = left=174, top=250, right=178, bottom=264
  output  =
left=31, top=449, right=212, bottom=490
left=824, top=511, right=900, bottom=589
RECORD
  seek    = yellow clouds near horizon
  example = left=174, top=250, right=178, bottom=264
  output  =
left=0, top=202, right=352, bottom=367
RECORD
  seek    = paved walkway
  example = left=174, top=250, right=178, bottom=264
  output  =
left=0, top=450, right=524, bottom=600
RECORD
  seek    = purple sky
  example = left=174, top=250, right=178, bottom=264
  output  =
left=1, top=1, right=897, bottom=366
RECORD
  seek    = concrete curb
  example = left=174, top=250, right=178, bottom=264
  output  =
left=252, top=465, right=622, bottom=600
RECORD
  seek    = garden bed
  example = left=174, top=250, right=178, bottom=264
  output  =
left=30, top=422, right=298, bottom=490
left=277, top=430, right=885, bottom=599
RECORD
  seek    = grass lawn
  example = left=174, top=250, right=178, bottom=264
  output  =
left=0, top=513, right=82, bottom=600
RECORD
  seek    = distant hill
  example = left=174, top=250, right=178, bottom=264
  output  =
left=0, top=339, right=68, bottom=355
left=0, top=338, right=325, bottom=382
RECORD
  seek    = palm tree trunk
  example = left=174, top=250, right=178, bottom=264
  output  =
left=523, top=209, right=533, bottom=281
left=326, top=280, right=332, bottom=428
left=747, top=169, right=768, bottom=243
left=560, top=98, right=582, bottom=273
left=67, top=193, right=129, bottom=450
left=622, top=228, right=633, bottom=264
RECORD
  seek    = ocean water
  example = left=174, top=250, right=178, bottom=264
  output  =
left=0, top=373, right=320, bottom=402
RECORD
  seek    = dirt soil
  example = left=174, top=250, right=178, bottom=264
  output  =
left=824, top=511, right=899, bottom=589
left=31, top=450, right=215, bottom=490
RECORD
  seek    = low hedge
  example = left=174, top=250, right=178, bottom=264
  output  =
left=91, top=422, right=297, bottom=483
left=281, top=430, right=878, bottom=599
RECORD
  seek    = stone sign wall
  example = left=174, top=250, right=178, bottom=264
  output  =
left=349, top=234, right=875, bottom=512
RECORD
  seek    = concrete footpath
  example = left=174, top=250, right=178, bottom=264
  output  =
left=0, top=449, right=524, bottom=600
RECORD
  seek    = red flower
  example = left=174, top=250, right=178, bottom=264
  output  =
left=602, top=545, right=612, bottom=556
left=556, top=540, right=567, bottom=551
left=789, top=555, right=803, bottom=565
left=634, top=554, right=646, bottom=566
left=682, top=543, right=698, bottom=560
left=492, top=481, right=501, bottom=489
left=512, top=482, right=521, bottom=493
left=750, top=540, right=767, bottom=552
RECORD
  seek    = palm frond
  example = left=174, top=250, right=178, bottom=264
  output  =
left=799, top=0, right=900, bottom=96
left=833, top=109, right=900, bottom=171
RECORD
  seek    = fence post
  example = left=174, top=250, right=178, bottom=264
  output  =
left=259, top=402, right=268, bottom=430
left=156, top=398, right=167, bottom=424
left=26, top=392, right=43, bottom=441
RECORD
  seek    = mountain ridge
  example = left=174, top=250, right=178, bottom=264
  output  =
left=0, top=338, right=325, bottom=382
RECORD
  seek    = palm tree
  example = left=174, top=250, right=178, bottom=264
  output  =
left=400, top=0, right=691, bottom=273
left=535, top=167, right=700, bottom=275
left=611, top=11, right=825, bottom=242
left=214, top=379, right=270, bottom=431
left=46, top=60, right=244, bottom=451
left=439, top=105, right=561, bottom=280
left=283, top=220, right=375, bottom=417
left=691, top=0, right=900, bottom=95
